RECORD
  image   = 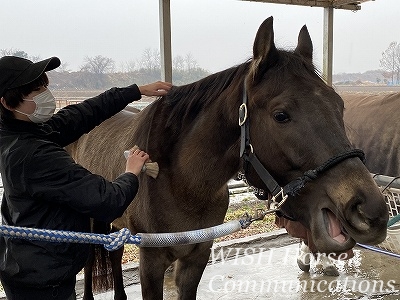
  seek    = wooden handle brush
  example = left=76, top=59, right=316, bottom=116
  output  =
left=124, top=146, right=159, bottom=179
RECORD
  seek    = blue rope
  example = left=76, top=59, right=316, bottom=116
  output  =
left=0, top=224, right=140, bottom=251
left=357, top=243, right=400, bottom=259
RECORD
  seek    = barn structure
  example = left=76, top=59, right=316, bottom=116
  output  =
left=158, top=0, right=373, bottom=86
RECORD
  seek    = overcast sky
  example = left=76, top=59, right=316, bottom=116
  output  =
left=1, top=0, right=398, bottom=75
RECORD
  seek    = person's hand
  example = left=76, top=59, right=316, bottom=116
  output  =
left=125, top=147, right=150, bottom=176
left=138, top=81, right=172, bottom=97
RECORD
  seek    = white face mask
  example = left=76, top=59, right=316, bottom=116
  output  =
left=15, top=89, right=56, bottom=123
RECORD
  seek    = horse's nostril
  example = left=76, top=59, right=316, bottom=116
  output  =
left=354, top=206, right=370, bottom=230
left=346, top=198, right=370, bottom=231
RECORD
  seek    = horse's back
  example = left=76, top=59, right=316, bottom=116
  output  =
left=342, top=92, right=400, bottom=176
left=67, top=106, right=140, bottom=181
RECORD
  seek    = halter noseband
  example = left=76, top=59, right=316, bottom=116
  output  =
left=238, top=83, right=365, bottom=218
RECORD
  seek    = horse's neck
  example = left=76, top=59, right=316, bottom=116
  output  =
left=172, top=98, right=241, bottom=192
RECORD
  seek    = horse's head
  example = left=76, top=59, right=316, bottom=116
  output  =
left=243, top=17, right=388, bottom=254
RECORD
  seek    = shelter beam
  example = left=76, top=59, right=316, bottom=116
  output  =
left=240, top=0, right=362, bottom=10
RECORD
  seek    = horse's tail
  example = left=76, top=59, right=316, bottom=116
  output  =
left=90, top=220, right=114, bottom=292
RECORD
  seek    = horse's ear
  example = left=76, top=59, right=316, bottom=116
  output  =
left=250, top=16, right=279, bottom=82
left=294, top=25, right=313, bottom=63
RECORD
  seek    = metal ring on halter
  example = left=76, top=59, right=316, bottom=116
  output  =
left=238, top=103, right=247, bottom=126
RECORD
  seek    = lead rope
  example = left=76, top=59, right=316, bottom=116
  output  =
left=0, top=212, right=275, bottom=250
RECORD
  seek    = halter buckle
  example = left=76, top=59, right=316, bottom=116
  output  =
left=267, top=188, right=289, bottom=211
left=238, top=103, right=247, bottom=126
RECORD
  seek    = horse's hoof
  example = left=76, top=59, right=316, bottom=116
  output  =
left=297, top=258, right=310, bottom=272
left=324, top=265, right=339, bottom=276
left=297, top=245, right=311, bottom=272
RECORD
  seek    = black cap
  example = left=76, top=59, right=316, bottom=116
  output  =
left=0, top=56, right=61, bottom=98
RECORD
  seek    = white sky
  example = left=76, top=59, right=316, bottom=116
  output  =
left=1, top=0, right=398, bottom=74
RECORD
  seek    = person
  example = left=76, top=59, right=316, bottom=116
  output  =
left=0, top=55, right=172, bottom=300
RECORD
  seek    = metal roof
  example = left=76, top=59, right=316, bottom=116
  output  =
left=240, top=0, right=373, bottom=11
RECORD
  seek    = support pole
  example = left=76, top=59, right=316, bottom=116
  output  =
left=159, top=0, right=173, bottom=83
left=323, top=7, right=334, bottom=86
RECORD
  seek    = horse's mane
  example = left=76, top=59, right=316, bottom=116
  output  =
left=164, top=62, right=250, bottom=127
left=132, top=62, right=250, bottom=153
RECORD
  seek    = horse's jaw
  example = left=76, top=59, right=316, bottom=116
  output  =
left=309, top=208, right=357, bottom=254
left=308, top=197, right=388, bottom=254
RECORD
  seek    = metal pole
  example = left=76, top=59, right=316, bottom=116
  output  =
left=159, top=0, right=173, bottom=83
left=323, top=7, right=334, bottom=86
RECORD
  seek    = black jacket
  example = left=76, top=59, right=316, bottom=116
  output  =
left=0, top=85, right=141, bottom=292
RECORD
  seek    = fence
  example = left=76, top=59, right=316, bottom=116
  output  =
left=55, top=97, right=85, bottom=109
left=0, top=161, right=399, bottom=254
left=371, top=174, right=400, bottom=255
left=55, top=98, right=151, bottom=110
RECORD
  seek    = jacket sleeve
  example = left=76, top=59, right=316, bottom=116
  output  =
left=25, top=143, right=138, bottom=223
left=47, top=84, right=142, bottom=147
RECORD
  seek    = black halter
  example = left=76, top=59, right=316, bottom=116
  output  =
left=239, top=83, right=365, bottom=210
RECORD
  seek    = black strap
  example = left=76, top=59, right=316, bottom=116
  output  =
left=245, top=152, right=281, bottom=196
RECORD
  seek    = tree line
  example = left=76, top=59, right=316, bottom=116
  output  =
left=0, top=48, right=210, bottom=90
left=2, top=41, right=400, bottom=88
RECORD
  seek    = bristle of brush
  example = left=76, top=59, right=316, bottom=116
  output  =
left=142, top=162, right=159, bottom=179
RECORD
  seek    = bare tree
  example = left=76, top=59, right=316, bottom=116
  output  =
left=1, top=48, right=28, bottom=59
left=380, top=42, right=400, bottom=84
left=120, top=60, right=136, bottom=73
left=185, top=53, right=199, bottom=73
left=0, top=49, right=43, bottom=63
left=79, top=55, right=115, bottom=89
left=139, top=48, right=160, bottom=70
left=80, top=55, right=115, bottom=74
left=173, top=55, right=185, bottom=71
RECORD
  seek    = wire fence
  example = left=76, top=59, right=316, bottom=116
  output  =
left=371, top=174, right=400, bottom=255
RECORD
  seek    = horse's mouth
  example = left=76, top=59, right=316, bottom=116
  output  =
left=323, top=209, right=349, bottom=244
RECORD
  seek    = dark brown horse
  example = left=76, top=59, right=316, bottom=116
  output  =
left=343, top=92, right=400, bottom=176
left=68, top=17, right=388, bottom=300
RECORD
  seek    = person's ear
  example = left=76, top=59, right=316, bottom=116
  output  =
left=1, top=97, right=14, bottom=111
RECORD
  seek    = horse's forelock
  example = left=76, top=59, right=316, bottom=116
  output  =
left=249, top=49, right=326, bottom=97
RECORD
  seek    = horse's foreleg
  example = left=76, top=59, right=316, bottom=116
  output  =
left=297, top=240, right=311, bottom=272
left=110, top=246, right=127, bottom=300
left=174, top=244, right=211, bottom=300
left=319, top=255, right=339, bottom=276
left=139, top=248, right=174, bottom=300
left=82, top=245, right=95, bottom=300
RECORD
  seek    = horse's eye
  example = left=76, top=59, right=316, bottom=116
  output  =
left=273, top=111, right=290, bottom=123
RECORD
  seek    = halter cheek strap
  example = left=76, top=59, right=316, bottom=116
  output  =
left=238, top=82, right=366, bottom=218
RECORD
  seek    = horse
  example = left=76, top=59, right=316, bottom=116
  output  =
left=68, top=17, right=389, bottom=300
left=292, top=91, right=400, bottom=277
left=342, top=91, right=400, bottom=177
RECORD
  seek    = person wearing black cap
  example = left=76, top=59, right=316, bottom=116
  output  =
left=0, top=55, right=172, bottom=300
